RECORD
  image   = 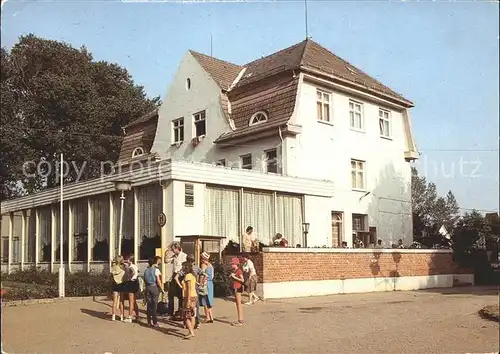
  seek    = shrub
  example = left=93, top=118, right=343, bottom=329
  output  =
left=1, top=268, right=113, bottom=301
left=2, top=267, right=58, bottom=286
left=212, top=260, right=233, bottom=298
left=65, top=271, right=112, bottom=297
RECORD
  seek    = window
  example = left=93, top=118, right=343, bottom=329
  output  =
left=186, top=78, right=191, bottom=90
left=132, top=147, right=144, bottom=158
left=172, top=118, right=184, bottom=144
left=249, top=111, right=268, bottom=126
left=351, top=159, right=365, bottom=190
left=316, top=90, right=331, bottom=122
left=194, top=111, right=206, bottom=137
left=349, top=100, right=363, bottom=130
left=215, top=159, right=226, bottom=167
left=352, top=214, right=366, bottom=231
left=265, top=149, right=278, bottom=173
left=185, top=183, right=194, bottom=207
left=241, top=154, right=252, bottom=170
left=379, top=109, right=391, bottom=138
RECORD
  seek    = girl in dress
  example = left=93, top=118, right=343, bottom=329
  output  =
left=230, top=257, right=244, bottom=326
left=200, top=252, right=215, bottom=323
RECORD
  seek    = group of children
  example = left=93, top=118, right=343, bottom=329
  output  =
left=109, top=250, right=261, bottom=339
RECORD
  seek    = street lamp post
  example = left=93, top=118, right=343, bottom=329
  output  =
left=302, top=222, right=310, bottom=248
left=112, top=181, right=132, bottom=257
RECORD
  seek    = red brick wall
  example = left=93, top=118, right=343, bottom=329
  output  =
left=222, top=253, right=263, bottom=282
left=223, top=250, right=470, bottom=284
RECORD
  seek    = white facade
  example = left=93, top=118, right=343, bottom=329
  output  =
left=149, top=59, right=417, bottom=248
left=0, top=160, right=335, bottom=273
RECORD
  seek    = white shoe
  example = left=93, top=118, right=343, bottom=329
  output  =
left=111, top=314, right=116, bottom=321
left=122, top=317, right=132, bottom=323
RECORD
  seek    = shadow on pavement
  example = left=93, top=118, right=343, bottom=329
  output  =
left=417, top=286, right=498, bottom=296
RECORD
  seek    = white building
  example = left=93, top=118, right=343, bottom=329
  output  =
left=0, top=39, right=418, bottom=273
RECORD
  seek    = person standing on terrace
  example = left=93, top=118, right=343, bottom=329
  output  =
left=242, top=226, right=256, bottom=253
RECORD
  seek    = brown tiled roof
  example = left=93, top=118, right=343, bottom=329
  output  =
left=118, top=112, right=159, bottom=161
left=189, top=50, right=243, bottom=90
left=199, top=39, right=413, bottom=144
left=300, top=40, right=412, bottom=105
left=215, top=74, right=299, bottom=144
left=124, top=109, right=159, bottom=128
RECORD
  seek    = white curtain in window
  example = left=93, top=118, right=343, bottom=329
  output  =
left=138, top=184, right=162, bottom=239
left=92, top=194, right=109, bottom=243
left=27, top=209, right=36, bottom=262
left=73, top=199, right=88, bottom=236
left=242, top=190, right=274, bottom=245
left=276, top=194, right=303, bottom=246
left=204, top=187, right=239, bottom=244
left=53, top=203, right=70, bottom=249
left=39, top=207, right=52, bottom=246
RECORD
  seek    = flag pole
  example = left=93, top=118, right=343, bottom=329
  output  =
left=59, top=153, right=65, bottom=298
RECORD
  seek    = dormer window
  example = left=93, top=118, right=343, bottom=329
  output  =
left=249, top=111, right=268, bottom=126
left=132, top=147, right=145, bottom=158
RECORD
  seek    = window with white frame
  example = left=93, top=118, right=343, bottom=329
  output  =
left=351, top=159, right=365, bottom=190
left=316, top=90, right=331, bottom=122
left=349, top=100, right=363, bottom=130
left=249, top=111, right=268, bottom=126
left=132, top=147, right=144, bottom=158
left=193, top=110, right=206, bottom=137
left=379, top=108, right=391, bottom=138
left=352, top=213, right=366, bottom=231
left=172, top=118, right=184, bottom=144
left=241, top=154, right=252, bottom=170
left=265, top=149, right=278, bottom=173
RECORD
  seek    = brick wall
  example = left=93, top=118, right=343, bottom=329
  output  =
left=223, top=250, right=469, bottom=284
left=222, top=253, right=263, bottom=282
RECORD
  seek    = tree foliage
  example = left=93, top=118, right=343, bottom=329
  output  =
left=0, top=34, right=160, bottom=199
left=411, top=166, right=460, bottom=237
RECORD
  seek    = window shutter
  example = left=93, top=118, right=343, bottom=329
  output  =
left=185, top=183, right=194, bottom=207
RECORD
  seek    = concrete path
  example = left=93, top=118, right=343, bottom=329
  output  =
left=2, top=286, right=499, bottom=354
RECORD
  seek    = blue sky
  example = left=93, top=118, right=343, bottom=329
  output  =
left=2, top=0, right=499, bottom=212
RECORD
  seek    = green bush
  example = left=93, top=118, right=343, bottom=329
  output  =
left=212, top=261, right=233, bottom=297
left=3, top=267, right=58, bottom=286
left=65, top=271, right=112, bottom=297
left=1, top=268, right=113, bottom=301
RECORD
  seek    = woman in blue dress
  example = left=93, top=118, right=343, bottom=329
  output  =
left=200, top=251, right=215, bottom=323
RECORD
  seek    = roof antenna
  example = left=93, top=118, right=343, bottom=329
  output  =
left=304, top=0, right=311, bottom=39
left=210, top=33, right=213, bottom=57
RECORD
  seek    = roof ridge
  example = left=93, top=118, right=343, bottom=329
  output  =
left=189, top=49, right=242, bottom=68
left=302, top=40, right=407, bottom=99
left=244, top=39, right=307, bottom=67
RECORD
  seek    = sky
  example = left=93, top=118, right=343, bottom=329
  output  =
left=1, top=0, right=499, bottom=213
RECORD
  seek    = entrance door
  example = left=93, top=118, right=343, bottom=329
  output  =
left=331, top=212, right=343, bottom=247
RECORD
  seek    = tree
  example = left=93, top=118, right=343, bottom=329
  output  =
left=0, top=34, right=160, bottom=198
left=0, top=48, right=29, bottom=199
left=411, top=167, right=460, bottom=238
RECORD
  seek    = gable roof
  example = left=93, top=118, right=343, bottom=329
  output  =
left=189, top=50, right=243, bottom=90
left=233, top=39, right=412, bottom=106
left=124, top=108, right=159, bottom=129
left=190, top=39, right=413, bottom=144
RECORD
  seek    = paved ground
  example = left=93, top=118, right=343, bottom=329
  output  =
left=2, top=286, right=499, bottom=354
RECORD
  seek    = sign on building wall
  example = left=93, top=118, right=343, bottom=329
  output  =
left=157, top=212, right=167, bottom=227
